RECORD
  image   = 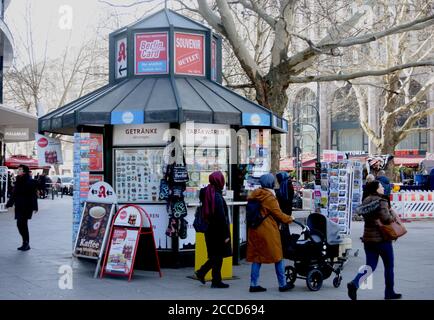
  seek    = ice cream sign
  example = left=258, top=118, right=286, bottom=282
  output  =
left=174, top=32, right=205, bottom=76
left=135, top=32, right=168, bottom=75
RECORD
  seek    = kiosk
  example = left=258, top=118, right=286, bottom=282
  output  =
left=39, top=9, right=288, bottom=268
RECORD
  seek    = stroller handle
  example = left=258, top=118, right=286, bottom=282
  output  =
left=292, top=220, right=309, bottom=232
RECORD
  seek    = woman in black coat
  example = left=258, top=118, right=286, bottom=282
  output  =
left=276, top=172, right=294, bottom=216
left=195, top=171, right=232, bottom=288
left=6, top=165, right=38, bottom=251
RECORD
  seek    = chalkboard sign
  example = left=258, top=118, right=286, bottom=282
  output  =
left=74, top=202, right=115, bottom=259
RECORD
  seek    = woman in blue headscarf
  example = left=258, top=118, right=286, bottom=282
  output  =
left=276, top=172, right=295, bottom=216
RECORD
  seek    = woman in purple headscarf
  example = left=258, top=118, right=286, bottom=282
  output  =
left=195, top=171, right=232, bottom=288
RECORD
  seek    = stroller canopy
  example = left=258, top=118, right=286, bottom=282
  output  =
left=307, top=213, right=343, bottom=245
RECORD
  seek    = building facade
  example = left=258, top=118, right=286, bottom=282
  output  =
left=281, top=2, right=434, bottom=164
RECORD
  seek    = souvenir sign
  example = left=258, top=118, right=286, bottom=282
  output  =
left=174, top=32, right=205, bottom=76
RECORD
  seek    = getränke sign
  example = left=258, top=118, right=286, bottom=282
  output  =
left=113, top=123, right=170, bottom=146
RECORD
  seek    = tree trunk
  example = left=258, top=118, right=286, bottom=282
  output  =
left=255, top=77, right=289, bottom=174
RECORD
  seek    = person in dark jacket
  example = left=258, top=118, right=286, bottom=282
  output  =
left=275, top=172, right=294, bottom=216
left=6, top=164, right=38, bottom=251
left=195, top=171, right=232, bottom=288
left=347, top=180, right=401, bottom=300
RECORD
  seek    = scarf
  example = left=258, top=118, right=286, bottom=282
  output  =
left=202, top=171, right=225, bottom=220
left=259, top=173, right=275, bottom=189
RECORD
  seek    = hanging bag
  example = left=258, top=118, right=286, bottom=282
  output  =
left=171, top=163, right=189, bottom=183
left=158, top=179, right=169, bottom=201
left=377, top=216, right=407, bottom=241
left=193, top=206, right=209, bottom=233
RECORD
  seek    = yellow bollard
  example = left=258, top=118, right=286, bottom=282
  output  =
left=195, top=224, right=233, bottom=281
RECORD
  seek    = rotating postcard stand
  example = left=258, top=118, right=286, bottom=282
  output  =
left=100, top=204, right=162, bottom=281
left=73, top=182, right=118, bottom=278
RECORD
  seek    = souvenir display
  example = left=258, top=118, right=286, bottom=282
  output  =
left=244, top=129, right=271, bottom=191
left=316, top=159, right=360, bottom=235
left=114, top=148, right=164, bottom=203
left=184, top=147, right=229, bottom=202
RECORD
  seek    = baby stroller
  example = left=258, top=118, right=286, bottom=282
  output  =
left=282, top=213, right=346, bottom=291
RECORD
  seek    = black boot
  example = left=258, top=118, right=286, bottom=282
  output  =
left=211, top=282, right=230, bottom=288
left=18, top=242, right=30, bottom=251
left=347, top=281, right=357, bottom=300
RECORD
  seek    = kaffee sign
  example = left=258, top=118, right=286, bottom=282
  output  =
left=113, top=123, right=170, bottom=146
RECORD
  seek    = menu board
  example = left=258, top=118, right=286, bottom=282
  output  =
left=114, top=148, right=164, bottom=203
left=185, top=147, right=229, bottom=202
left=104, top=228, right=139, bottom=275
left=74, top=202, right=115, bottom=258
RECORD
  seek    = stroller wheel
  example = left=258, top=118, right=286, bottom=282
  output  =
left=333, top=275, right=342, bottom=288
left=285, top=266, right=297, bottom=285
left=306, top=269, right=323, bottom=291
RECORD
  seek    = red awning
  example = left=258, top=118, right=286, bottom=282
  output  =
left=4, top=155, right=50, bottom=170
left=393, top=156, right=424, bottom=167
left=279, top=157, right=317, bottom=171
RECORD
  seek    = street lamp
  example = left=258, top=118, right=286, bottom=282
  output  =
left=302, top=104, right=321, bottom=164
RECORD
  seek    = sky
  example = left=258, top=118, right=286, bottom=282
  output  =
left=5, top=0, right=168, bottom=63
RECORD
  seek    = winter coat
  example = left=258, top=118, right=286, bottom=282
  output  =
left=199, top=188, right=232, bottom=259
left=246, top=188, right=293, bottom=264
left=356, top=194, right=394, bottom=243
left=6, top=174, right=38, bottom=220
left=275, top=180, right=294, bottom=216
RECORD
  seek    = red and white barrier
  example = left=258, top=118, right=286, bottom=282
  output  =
left=391, top=191, right=434, bottom=219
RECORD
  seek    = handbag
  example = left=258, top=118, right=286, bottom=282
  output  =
left=159, top=179, right=169, bottom=201
left=377, top=216, right=407, bottom=241
left=171, top=198, right=187, bottom=218
left=193, top=206, right=208, bottom=233
left=171, top=163, right=189, bottom=183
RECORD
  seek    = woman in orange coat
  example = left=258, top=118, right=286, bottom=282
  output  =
left=247, top=174, right=294, bottom=293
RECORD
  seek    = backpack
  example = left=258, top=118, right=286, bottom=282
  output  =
left=193, top=206, right=208, bottom=233
left=246, top=199, right=269, bottom=229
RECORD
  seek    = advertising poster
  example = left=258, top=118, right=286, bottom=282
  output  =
left=89, top=134, right=104, bottom=171
left=90, top=174, right=104, bottom=186
left=74, top=202, right=114, bottom=258
left=105, top=228, right=139, bottom=275
left=115, top=37, right=128, bottom=79
left=135, top=32, right=168, bottom=75
left=35, top=133, right=63, bottom=166
left=211, top=39, right=217, bottom=81
left=174, top=32, right=205, bottom=76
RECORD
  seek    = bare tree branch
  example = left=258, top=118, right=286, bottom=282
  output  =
left=98, top=0, right=162, bottom=8
left=288, top=61, right=434, bottom=83
left=237, top=0, right=277, bottom=28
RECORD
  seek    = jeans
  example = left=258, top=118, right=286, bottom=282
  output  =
left=197, top=257, right=223, bottom=284
left=250, top=260, right=286, bottom=288
left=352, top=241, right=395, bottom=296
left=17, top=218, right=29, bottom=243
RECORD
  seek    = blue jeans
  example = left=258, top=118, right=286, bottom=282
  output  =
left=352, top=241, right=395, bottom=296
left=250, top=260, right=286, bottom=288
